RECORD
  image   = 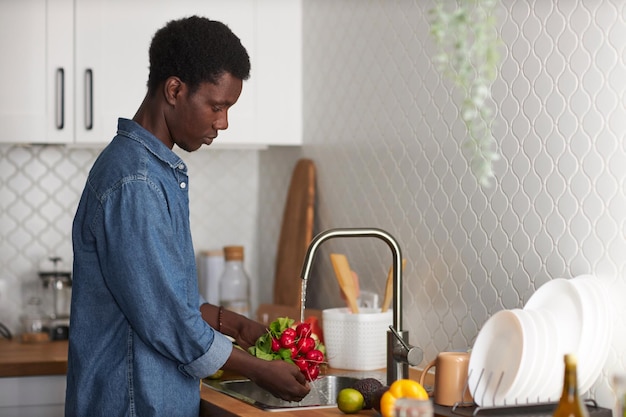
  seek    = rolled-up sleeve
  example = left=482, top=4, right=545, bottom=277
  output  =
left=180, top=331, right=232, bottom=378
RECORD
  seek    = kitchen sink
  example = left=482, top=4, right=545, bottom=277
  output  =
left=204, top=373, right=382, bottom=412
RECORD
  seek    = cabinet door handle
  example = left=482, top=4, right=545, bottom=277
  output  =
left=84, top=69, right=93, bottom=130
left=55, top=68, right=64, bottom=130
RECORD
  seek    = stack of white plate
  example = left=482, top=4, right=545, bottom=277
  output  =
left=468, top=275, right=611, bottom=407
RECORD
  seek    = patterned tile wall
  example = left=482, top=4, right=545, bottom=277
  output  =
left=292, top=0, right=626, bottom=408
left=0, top=144, right=263, bottom=333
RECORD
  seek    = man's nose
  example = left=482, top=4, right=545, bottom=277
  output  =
left=214, top=112, right=229, bottom=131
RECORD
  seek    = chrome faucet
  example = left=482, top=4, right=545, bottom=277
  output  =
left=299, top=228, right=423, bottom=385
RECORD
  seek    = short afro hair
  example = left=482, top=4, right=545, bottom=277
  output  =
left=147, top=16, right=251, bottom=93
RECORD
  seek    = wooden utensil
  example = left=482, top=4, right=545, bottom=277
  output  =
left=330, top=253, right=360, bottom=314
left=272, top=159, right=316, bottom=307
left=339, top=270, right=360, bottom=303
left=381, top=258, right=406, bottom=312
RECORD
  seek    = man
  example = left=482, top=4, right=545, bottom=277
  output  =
left=66, top=16, right=310, bottom=417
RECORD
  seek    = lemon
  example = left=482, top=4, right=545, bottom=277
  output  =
left=206, top=369, right=224, bottom=380
left=337, top=388, right=365, bottom=414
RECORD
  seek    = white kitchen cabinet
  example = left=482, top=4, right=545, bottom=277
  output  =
left=73, top=0, right=258, bottom=146
left=254, top=0, right=303, bottom=146
left=0, top=0, right=301, bottom=147
left=0, top=0, right=73, bottom=144
left=0, top=375, right=65, bottom=417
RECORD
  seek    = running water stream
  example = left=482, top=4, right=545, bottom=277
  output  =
left=300, top=278, right=307, bottom=323
left=297, top=278, right=330, bottom=406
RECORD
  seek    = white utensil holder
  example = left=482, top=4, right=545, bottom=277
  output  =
left=322, top=307, right=392, bottom=370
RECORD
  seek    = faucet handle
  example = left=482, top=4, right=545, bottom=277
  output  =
left=389, top=325, right=410, bottom=350
left=389, top=325, right=423, bottom=367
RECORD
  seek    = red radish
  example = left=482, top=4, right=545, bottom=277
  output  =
left=282, top=328, right=296, bottom=338
left=304, top=364, right=320, bottom=381
left=305, top=349, right=324, bottom=364
left=289, top=345, right=299, bottom=358
left=271, top=338, right=280, bottom=352
left=304, top=316, right=324, bottom=343
left=295, top=322, right=312, bottom=339
left=296, top=336, right=315, bottom=354
left=280, top=332, right=296, bottom=348
left=294, top=357, right=309, bottom=372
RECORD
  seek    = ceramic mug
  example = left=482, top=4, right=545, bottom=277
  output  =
left=419, top=351, right=473, bottom=407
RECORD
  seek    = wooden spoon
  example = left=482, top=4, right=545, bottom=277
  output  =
left=330, top=253, right=360, bottom=314
left=381, top=258, right=406, bottom=312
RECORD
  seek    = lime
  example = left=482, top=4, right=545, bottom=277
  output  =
left=337, top=388, right=365, bottom=414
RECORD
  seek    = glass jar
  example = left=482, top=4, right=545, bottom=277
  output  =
left=219, top=246, right=251, bottom=318
left=20, top=296, right=50, bottom=340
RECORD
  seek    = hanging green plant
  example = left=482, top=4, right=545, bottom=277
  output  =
left=430, top=0, right=501, bottom=186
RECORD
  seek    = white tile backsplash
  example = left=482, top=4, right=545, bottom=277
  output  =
left=0, top=144, right=263, bottom=332
left=294, top=0, right=626, bottom=409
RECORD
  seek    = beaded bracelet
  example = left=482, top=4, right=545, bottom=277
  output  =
left=217, top=305, right=224, bottom=333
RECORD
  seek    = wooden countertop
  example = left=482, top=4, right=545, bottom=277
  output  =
left=200, top=385, right=379, bottom=417
left=0, top=339, right=68, bottom=377
left=0, top=339, right=427, bottom=416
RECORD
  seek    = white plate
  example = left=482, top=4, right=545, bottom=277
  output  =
left=524, top=278, right=584, bottom=400
left=468, top=310, right=524, bottom=407
left=502, top=309, right=543, bottom=404
left=570, top=275, right=611, bottom=395
left=524, top=278, right=583, bottom=357
left=521, top=308, right=560, bottom=403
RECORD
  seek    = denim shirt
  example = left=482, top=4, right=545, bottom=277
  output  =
left=65, top=118, right=233, bottom=417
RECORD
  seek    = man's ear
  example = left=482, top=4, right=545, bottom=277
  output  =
left=164, top=76, right=184, bottom=106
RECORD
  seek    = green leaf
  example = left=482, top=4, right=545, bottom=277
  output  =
left=268, top=317, right=294, bottom=336
left=278, top=348, right=292, bottom=360
left=429, top=0, right=502, bottom=187
left=255, top=349, right=278, bottom=361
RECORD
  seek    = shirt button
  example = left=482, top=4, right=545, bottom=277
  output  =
left=178, top=163, right=185, bottom=170
left=180, top=182, right=187, bottom=189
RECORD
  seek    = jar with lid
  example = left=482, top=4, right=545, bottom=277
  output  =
left=20, top=297, right=50, bottom=343
left=219, top=246, right=251, bottom=318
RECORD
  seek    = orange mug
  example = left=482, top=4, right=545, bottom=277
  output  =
left=419, top=351, right=473, bottom=407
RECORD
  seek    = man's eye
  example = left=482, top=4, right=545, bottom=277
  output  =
left=212, top=106, right=223, bottom=112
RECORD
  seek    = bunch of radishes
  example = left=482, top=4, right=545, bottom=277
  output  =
left=248, top=317, right=326, bottom=381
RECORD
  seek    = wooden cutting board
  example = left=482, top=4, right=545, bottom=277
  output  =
left=272, top=159, right=316, bottom=307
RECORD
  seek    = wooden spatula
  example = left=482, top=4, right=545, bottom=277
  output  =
left=330, top=253, right=360, bottom=314
left=381, top=258, right=406, bottom=312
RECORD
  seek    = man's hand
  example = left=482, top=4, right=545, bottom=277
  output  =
left=222, top=343, right=311, bottom=403
left=246, top=356, right=311, bottom=402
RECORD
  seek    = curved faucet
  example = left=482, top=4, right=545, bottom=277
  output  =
left=299, top=228, right=423, bottom=385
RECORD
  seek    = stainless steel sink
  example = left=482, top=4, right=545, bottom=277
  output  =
left=204, top=373, right=379, bottom=412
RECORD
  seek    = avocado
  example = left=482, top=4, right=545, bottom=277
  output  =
left=352, top=377, right=384, bottom=409
left=371, top=384, right=390, bottom=413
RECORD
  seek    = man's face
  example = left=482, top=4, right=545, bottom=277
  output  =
left=166, top=72, right=243, bottom=152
